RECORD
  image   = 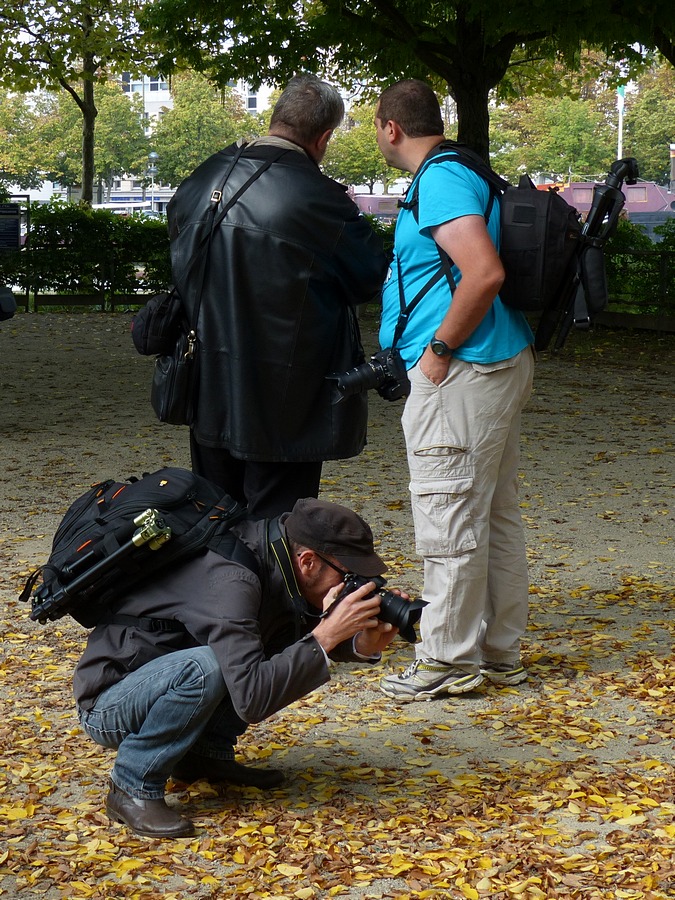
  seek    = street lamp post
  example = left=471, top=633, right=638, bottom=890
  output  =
left=147, top=151, right=159, bottom=214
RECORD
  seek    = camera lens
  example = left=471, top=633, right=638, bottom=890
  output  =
left=377, top=590, right=427, bottom=643
left=338, top=573, right=427, bottom=644
left=329, top=359, right=384, bottom=399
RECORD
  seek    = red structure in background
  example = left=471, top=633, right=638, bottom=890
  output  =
left=552, top=180, right=675, bottom=242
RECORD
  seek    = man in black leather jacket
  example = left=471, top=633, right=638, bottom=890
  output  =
left=167, top=75, right=388, bottom=517
left=74, top=498, right=401, bottom=838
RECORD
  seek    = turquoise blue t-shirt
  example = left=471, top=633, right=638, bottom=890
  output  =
left=379, top=155, right=534, bottom=368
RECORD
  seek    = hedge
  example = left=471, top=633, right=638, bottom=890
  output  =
left=0, top=201, right=171, bottom=306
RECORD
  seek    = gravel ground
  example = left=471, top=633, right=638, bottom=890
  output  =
left=0, top=309, right=673, bottom=899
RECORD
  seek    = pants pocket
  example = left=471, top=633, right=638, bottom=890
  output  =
left=410, top=476, right=477, bottom=557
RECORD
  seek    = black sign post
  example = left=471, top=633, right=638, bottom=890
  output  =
left=0, top=203, right=21, bottom=251
left=0, top=199, right=28, bottom=313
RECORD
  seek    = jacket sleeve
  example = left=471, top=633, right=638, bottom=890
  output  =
left=179, top=560, right=331, bottom=724
left=332, top=210, right=389, bottom=306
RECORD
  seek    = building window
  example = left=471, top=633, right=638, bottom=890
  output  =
left=625, top=186, right=648, bottom=203
left=572, top=188, right=594, bottom=204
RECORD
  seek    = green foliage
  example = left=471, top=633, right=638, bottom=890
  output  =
left=490, top=93, right=615, bottom=182
left=92, top=83, right=150, bottom=191
left=605, top=216, right=654, bottom=253
left=32, top=81, right=151, bottom=194
left=604, top=218, right=674, bottom=315
left=323, top=105, right=396, bottom=191
left=364, top=216, right=395, bottom=260
left=654, top=217, right=675, bottom=250
left=0, top=91, right=45, bottom=189
left=141, top=0, right=675, bottom=158
left=0, top=0, right=160, bottom=202
left=152, top=72, right=254, bottom=186
left=0, top=201, right=170, bottom=299
left=623, top=61, right=675, bottom=183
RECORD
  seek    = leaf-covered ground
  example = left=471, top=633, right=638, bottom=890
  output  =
left=0, top=311, right=673, bottom=899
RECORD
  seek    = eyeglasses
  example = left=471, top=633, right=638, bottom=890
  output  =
left=315, top=554, right=350, bottom=579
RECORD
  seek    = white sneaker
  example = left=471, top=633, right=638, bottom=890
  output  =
left=379, top=659, right=484, bottom=702
left=480, top=662, right=528, bottom=685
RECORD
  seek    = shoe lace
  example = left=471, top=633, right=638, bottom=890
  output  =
left=400, top=660, right=421, bottom=679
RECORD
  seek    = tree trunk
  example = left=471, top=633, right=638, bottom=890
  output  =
left=419, top=9, right=517, bottom=161
left=80, top=64, right=97, bottom=205
left=453, top=77, right=492, bottom=161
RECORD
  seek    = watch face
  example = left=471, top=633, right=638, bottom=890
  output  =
left=431, top=339, right=451, bottom=357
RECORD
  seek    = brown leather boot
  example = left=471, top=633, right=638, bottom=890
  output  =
left=106, top=780, right=194, bottom=838
left=172, top=757, right=285, bottom=790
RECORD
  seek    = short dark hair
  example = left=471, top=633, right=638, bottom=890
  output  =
left=269, top=75, right=345, bottom=145
left=377, top=80, right=444, bottom=137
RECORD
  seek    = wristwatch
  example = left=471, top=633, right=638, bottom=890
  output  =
left=429, top=337, right=454, bottom=357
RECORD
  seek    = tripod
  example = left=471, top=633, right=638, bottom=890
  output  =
left=535, top=157, right=640, bottom=352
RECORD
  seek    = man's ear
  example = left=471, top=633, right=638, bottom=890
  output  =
left=295, top=548, right=320, bottom=576
left=313, top=129, right=333, bottom=162
left=382, top=118, right=403, bottom=145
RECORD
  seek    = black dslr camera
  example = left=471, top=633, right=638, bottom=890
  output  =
left=328, top=347, right=410, bottom=402
left=337, top=573, right=427, bottom=643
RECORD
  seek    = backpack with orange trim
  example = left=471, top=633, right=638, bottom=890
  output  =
left=20, top=467, right=256, bottom=628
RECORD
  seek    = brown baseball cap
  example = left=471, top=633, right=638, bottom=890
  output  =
left=284, top=498, right=387, bottom=577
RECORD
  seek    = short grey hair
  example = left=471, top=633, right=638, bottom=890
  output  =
left=269, top=75, right=344, bottom=145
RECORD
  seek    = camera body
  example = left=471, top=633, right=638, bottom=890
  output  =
left=337, top=572, right=427, bottom=644
left=328, top=347, right=410, bottom=402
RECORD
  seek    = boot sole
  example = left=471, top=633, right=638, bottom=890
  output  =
left=106, top=803, right=195, bottom=839
left=380, top=673, right=484, bottom=701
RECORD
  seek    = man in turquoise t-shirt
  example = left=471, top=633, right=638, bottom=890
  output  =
left=375, top=80, right=535, bottom=701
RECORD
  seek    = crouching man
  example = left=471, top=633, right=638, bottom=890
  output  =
left=73, top=499, right=400, bottom=838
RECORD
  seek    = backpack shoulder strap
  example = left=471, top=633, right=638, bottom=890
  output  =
left=398, top=140, right=508, bottom=225
left=207, top=528, right=261, bottom=576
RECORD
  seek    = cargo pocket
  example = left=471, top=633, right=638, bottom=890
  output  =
left=409, top=477, right=477, bottom=557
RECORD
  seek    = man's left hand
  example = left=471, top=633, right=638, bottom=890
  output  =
left=354, top=621, right=398, bottom=657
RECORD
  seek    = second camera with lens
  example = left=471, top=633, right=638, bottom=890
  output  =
left=328, top=347, right=410, bottom=402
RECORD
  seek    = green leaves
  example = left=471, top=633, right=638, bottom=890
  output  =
left=151, top=72, right=250, bottom=186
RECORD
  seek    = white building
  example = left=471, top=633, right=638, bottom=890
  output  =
left=8, top=76, right=274, bottom=211
left=108, top=74, right=273, bottom=212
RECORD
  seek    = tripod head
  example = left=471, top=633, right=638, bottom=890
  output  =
left=582, top=157, right=639, bottom=243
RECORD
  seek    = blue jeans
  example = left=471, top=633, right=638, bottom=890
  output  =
left=78, top=647, right=248, bottom=799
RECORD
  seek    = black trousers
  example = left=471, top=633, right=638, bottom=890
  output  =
left=190, top=434, right=323, bottom=519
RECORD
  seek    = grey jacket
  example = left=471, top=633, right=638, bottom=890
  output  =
left=73, top=519, right=364, bottom=722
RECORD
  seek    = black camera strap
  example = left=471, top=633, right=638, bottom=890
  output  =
left=393, top=258, right=451, bottom=349
left=266, top=518, right=332, bottom=623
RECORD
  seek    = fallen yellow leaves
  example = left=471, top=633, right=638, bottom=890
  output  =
left=2, top=499, right=675, bottom=900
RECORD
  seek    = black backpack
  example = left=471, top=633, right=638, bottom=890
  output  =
left=20, top=467, right=258, bottom=628
left=398, top=141, right=588, bottom=349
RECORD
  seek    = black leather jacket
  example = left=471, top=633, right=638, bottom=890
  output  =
left=167, top=140, right=388, bottom=461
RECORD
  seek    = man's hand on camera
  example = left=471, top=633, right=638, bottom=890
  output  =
left=311, top=579, right=382, bottom=654
left=353, top=620, right=398, bottom=657
left=354, top=584, right=408, bottom=656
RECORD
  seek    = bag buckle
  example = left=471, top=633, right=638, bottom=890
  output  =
left=211, top=190, right=222, bottom=203
left=184, top=330, right=197, bottom=360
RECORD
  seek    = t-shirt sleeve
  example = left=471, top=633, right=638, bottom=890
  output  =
left=416, top=161, right=489, bottom=233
